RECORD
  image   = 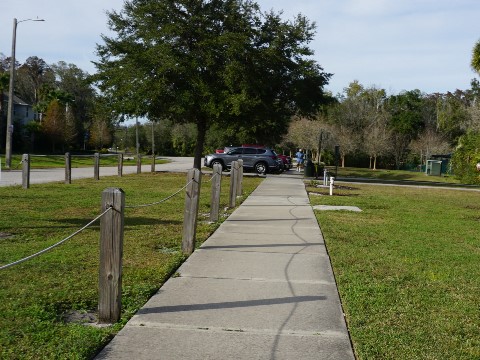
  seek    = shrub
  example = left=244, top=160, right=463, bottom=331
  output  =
left=451, top=131, right=480, bottom=184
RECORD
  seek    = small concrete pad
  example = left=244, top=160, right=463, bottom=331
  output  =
left=313, top=205, right=362, bottom=212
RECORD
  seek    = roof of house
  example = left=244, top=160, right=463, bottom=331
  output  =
left=1, top=92, right=31, bottom=106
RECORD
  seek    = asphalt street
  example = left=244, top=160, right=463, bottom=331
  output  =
left=0, top=157, right=195, bottom=187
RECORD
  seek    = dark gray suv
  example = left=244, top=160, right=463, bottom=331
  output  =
left=204, top=147, right=280, bottom=174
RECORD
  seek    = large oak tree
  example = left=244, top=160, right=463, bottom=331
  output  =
left=93, top=0, right=331, bottom=168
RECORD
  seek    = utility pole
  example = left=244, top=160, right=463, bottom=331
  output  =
left=5, top=18, right=44, bottom=168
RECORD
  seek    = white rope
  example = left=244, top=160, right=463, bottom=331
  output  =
left=125, top=179, right=194, bottom=208
left=0, top=206, right=113, bottom=271
left=204, top=172, right=220, bottom=183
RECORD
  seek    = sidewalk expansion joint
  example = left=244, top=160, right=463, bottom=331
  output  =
left=127, top=321, right=348, bottom=339
left=198, top=249, right=325, bottom=255
left=176, top=274, right=335, bottom=286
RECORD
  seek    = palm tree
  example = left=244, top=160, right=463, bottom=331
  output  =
left=472, top=39, right=480, bottom=75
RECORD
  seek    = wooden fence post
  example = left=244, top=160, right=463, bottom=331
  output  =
left=210, top=164, right=222, bottom=222
left=118, top=153, right=123, bottom=177
left=182, top=168, right=202, bottom=255
left=229, top=161, right=238, bottom=208
left=151, top=154, right=156, bottom=173
left=65, top=152, right=71, bottom=184
left=236, top=159, right=243, bottom=196
left=136, top=155, right=142, bottom=174
left=22, top=154, right=30, bottom=189
left=94, top=153, right=100, bottom=180
left=99, top=188, right=125, bottom=324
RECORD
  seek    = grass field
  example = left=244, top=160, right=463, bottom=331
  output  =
left=2, top=154, right=168, bottom=170
left=0, top=172, right=262, bottom=359
left=308, top=181, right=480, bottom=359
left=333, top=166, right=460, bottom=184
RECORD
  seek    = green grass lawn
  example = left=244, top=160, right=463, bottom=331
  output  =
left=308, top=182, right=480, bottom=359
left=1, top=154, right=168, bottom=169
left=333, top=166, right=460, bottom=184
left=0, top=172, right=262, bottom=359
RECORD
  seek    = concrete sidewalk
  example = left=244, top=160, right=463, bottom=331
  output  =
left=95, top=175, right=355, bottom=359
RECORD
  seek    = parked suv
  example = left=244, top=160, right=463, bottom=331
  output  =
left=204, top=146, right=280, bottom=174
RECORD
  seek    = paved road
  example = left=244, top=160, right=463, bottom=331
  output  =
left=95, top=174, right=355, bottom=359
left=0, top=157, right=195, bottom=187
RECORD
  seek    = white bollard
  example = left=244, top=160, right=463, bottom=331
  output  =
left=329, top=176, right=335, bottom=196
left=323, top=169, right=328, bottom=186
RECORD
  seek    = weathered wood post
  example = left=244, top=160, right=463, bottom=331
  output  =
left=151, top=154, right=156, bottom=173
left=182, top=168, right=202, bottom=255
left=229, top=161, right=238, bottom=208
left=236, top=159, right=243, bottom=196
left=22, top=154, right=30, bottom=189
left=65, top=152, right=71, bottom=184
left=99, top=188, right=125, bottom=324
left=94, top=153, right=100, bottom=180
left=210, top=164, right=222, bottom=222
left=136, top=155, right=142, bottom=174
left=118, top=153, right=123, bottom=177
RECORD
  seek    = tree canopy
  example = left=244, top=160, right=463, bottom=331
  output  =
left=92, top=0, right=331, bottom=168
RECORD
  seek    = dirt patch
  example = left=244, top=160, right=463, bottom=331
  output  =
left=62, top=310, right=109, bottom=327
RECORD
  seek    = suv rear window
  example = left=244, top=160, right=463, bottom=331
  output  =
left=256, top=149, right=267, bottom=154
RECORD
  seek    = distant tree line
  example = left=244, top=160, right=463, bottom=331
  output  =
left=284, top=80, right=480, bottom=172
left=0, top=55, right=116, bottom=154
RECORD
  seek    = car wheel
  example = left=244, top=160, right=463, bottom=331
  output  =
left=211, top=160, right=224, bottom=171
left=255, top=162, right=267, bottom=175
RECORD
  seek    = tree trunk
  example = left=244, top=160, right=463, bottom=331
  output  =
left=193, top=117, right=207, bottom=169
left=373, top=156, right=377, bottom=170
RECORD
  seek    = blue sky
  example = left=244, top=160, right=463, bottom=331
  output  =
left=1, top=0, right=479, bottom=97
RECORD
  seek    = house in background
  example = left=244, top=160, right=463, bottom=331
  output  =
left=1, top=92, right=35, bottom=126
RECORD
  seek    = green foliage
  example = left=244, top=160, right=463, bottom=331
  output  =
left=387, top=89, right=425, bottom=136
left=171, top=123, right=197, bottom=156
left=451, top=132, right=480, bottom=184
left=16, top=56, right=55, bottom=106
left=436, top=90, right=471, bottom=143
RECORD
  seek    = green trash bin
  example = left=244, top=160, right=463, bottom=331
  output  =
left=304, top=160, right=314, bottom=177
left=313, top=163, right=324, bottom=179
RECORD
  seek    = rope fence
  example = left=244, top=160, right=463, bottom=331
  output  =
left=125, top=179, right=194, bottom=209
left=19, top=152, right=164, bottom=188
left=1, top=160, right=243, bottom=323
left=0, top=206, right=113, bottom=271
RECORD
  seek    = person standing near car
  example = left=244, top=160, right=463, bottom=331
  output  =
left=295, top=149, right=304, bottom=172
